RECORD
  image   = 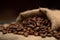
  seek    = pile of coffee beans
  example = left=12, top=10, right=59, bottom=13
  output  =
left=0, top=16, right=60, bottom=40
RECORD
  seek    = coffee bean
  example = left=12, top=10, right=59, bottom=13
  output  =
left=13, top=31, right=18, bottom=34
left=2, top=30, right=7, bottom=34
left=47, top=23, right=51, bottom=27
left=48, top=27, right=51, bottom=30
left=41, top=29, right=45, bottom=31
left=36, top=22, right=40, bottom=26
left=47, top=33, right=52, bottom=37
left=34, top=32, right=39, bottom=36
left=55, top=36, right=60, bottom=39
left=40, top=34, right=46, bottom=38
left=17, top=25, right=23, bottom=31
left=34, top=27, right=39, bottom=31
left=26, top=30, right=29, bottom=33
left=23, top=29, right=26, bottom=32
left=24, top=32, right=28, bottom=37
left=53, top=34, right=57, bottom=37
left=18, top=32, right=24, bottom=35
left=17, top=28, right=22, bottom=31
left=40, top=26, right=46, bottom=29
left=40, top=30, right=46, bottom=34
left=39, top=31, right=42, bottom=33
left=37, top=17, right=42, bottom=21
left=32, top=17, right=36, bottom=21
left=27, top=27, right=31, bottom=31
left=8, top=30, right=12, bottom=33
left=27, top=25, right=35, bottom=28
left=9, top=24, right=16, bottom=28
left=44, top=19, right=48, bottom=24
left=29, top=29, right=34, bottom=34
left=22, top=21, right=27, bottom=24
left=3, top=27, right=8, bottom=30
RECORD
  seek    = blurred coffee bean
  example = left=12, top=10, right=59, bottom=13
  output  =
left=53, top=34, right=57, bottom=37
left=37, top=17, right=42, bottom=21
left=2, top=30, right=7, bottom=34
left=34, top=27, right=40, bottom=31
left=40, top=34, right=46, bottom=38
left=18, top=32, right=24, bottom=35
left=34, top=32, right=39, bottom=36
left=55, top=35, right=60, bottom=39
left=13, top=31, right=18, bottom=34
left=24, top=32, right=28, bottom=37
left=47, top=33, right=52, bottom=37
left=8, top=29, right=12, bottom=33
left=53, top=31, right=58, bottom=34
left=23, top=29, right=27, bottom=32
left=26, top=30, right=29, bottom=33
left=27, top=24, right=35, bottom=28
left=29, top=29, right=34, bottom=34
left=32, top=17, right=36, bottom=21
left=36, top=22, right=41, bottom=26
left=27, top=27, right=31, bottom=31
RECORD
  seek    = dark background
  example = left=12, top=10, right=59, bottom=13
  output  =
left=0, top=0, right=60, bottom=22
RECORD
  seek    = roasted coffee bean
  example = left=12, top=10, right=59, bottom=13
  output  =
left=40, top=30, right=46, bottom=34
left=22, top=21, right=27, bottom=24
left=23, top=29, right=27, bottom=32
left=34, top=32, right=39, bottom=36
left=27, top=24, right=35, bottom=28
left=47, top=33, right=52, bottom=37
left=9, top=24, right=19, bottom=28
left=3, top=27, right=8, bottom=30
left=27, top=20, right=32, bottom=24
left=54, top=33, right=60, bottom=39
left=47, top=27, right=51, bottom=30
left=43, top=19, right=48, bottom=25
left=53, top=34, right=57, bottom=37
left=40, top=34, right=46, bottom=38
left=17, top=26, right=23, bottom=31
left=32, top=17, right=36, bottom=21
left=55, top=36, right=60, bottom=39
left=37, top=17, right=42, bottom=21
left=36, top=22, right=40, bottom=26
left=13, top=31, right=18, bottom=34
left=41, top=29, right=45, bottom=31
left=26, top=30, right=29, bottom=33
left=2, top=30, right=7, bottom=34
left=19, top=24, right=24, bottom=28
left=24, top=32, right=28, bottom=37
left=40, top=26, right=46, bottom=29
left=18, top=32, right=24, bottom=35
left=47, top=23, right=51, bottom=27
left=9, top=24, right=16, bottom=28
left=29, top=29, right=34, bottom=34
left=27, top=27, right=31, bottom=31
left=34, top=27, right=40, bottom=31
left=17, top=28, right=22, bottom=31
left=44, top=30, right=48, bottom=32
left=8, top=29, right=12, bottom=33
left=53, top=31, right=58, bottom=34
left=39, top=31, right=42, bottom=33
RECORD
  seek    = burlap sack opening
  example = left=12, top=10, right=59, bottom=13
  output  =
left=16, top=8, right=48, bottom=23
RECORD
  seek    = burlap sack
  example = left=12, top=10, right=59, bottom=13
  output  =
left=0, top=8, right=57, bottom=40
